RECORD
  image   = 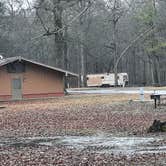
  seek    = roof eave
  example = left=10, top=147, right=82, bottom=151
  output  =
left=0, top=56, right=78, bottom=77
left=21, top=58, right=78, bottom=77
left=65, top=72, right=79, bottom=77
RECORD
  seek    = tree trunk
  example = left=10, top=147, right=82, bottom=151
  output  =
left=133, top=47, right=137, bottom=85
left=80, top=30, right=85, bottom=87
left=113, top=21, right=118, bottom=86
left=79, top=0, right=87, bottom=87
left=53, top=0, right=64, bottom=68
left=64, top=27, right=68, bottom=70
left=63, top=27, right=69, bottom=89
left=112, top=0, right=118, bottom=87
left=155, top=56, right=161, bottom=85
left=147, top=54, right=154, bottom=85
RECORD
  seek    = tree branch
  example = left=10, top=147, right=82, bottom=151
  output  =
left=113, top=26, right=155, bottom=72
left=35, top=7, right=49, bottom=33
left=31, top=1, right=92, bottom=41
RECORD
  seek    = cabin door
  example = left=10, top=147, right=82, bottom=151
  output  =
left=12, top=78, right=22, bottom=100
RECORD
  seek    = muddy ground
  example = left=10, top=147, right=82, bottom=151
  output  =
left=0, top=94, right=166, bottom=165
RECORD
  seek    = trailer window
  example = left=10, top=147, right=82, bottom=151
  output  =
left=123, top=75, right=128, bottom=80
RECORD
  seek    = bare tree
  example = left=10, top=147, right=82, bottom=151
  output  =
left=106, top=0, right=125, bottom=86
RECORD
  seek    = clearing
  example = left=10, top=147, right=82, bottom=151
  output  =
left=0, top=93, right=166, bottom=165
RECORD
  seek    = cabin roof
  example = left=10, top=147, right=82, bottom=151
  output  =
left=0, top=56, right=78, bottom=77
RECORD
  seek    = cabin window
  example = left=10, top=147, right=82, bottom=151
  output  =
left=6, top=62, right=26, bottom=73
left=87, top=77, right=89, bottom=80
left=101, top=76, right=104, bottom=79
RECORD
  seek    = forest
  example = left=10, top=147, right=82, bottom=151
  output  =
left=0, top=1, right=166, bottom=165
left=0, top=0, right=166, bottom=87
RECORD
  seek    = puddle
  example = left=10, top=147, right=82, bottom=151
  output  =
left=0, top=135, right=165, bottom=155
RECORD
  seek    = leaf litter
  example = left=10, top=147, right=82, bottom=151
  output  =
left=0, top=94, right=166, bottom=165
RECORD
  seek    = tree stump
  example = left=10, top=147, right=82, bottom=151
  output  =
left=148, top=120, right=166, bottom=132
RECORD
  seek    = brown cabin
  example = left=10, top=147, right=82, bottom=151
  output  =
left=0, top=56, right=78, bottom=101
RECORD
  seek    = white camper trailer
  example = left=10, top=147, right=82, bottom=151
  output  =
left=86, top=73, right=128, bottom=87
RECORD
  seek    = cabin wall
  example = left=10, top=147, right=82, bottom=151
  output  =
left=0, top=63, right=64, bottom=101
left=23, top=63, right=64, bottom=98
left=0, top=67, right=11, bottom=100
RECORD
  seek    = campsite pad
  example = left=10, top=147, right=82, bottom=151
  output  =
left=0, top=135, right=166, bottom=156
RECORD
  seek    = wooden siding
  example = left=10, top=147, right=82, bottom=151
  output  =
left=0, top=67, right=11, bottom=99
left=0, top=63, right=64, bottom=100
